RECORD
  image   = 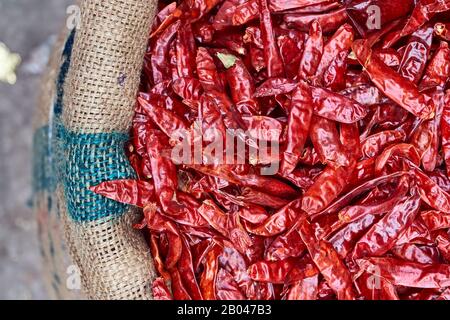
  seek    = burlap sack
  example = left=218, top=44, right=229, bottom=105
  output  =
left=33, top=0, right=158, bottom=299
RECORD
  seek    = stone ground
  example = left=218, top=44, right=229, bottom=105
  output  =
left=0, top=0, right=73, bottom=299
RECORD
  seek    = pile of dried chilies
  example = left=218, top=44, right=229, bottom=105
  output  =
left=91, top=0, right=450, bottom=300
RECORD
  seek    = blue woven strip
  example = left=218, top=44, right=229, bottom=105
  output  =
left=32, top=125, right=52, bottom=193
left=62, top=128, right=135, bottom=222
left=54, top=29, right=75, bottom=116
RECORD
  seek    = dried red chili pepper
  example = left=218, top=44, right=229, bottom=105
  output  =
left=89, top=179, right=155, bottom=208
left=391, top=243, right=440, bottom=264
left=199, top=241, right=223, bottom=300
left=358, top=257, right=450, bottom=288
left=441, top=91, right=450, bottom=177
left=353, top=39, right=435, bottom=120
left=313, top=23, right=354, bottom=84
left=322, top=50, right=347, bottom=91
left=280, top=81, right=313, bottom=175
left=298, top=20, right=323, bottom=80
left=421, top=41, right=450, bottom=90
left=309, top=116, right=351, bottom=168
left=152, top=277, right=173, bottom=300
left=151, top=21, right=181, bottom=84
left=302, top=164, right=354, bottom=215
left=254, top=78, right=298, bottom=97
left=258, top=0, right=284, bottom=77
left=311, top=87, right=367, bottom=123
left=285, top=8, right=348, bottom=33
left=298, top=219, right=356, bottom=300
left=216, top=268, right=246, bottom=300
left=217, top=53, right=258, bottom=115
left=248, top=258, right=299, bottom=284
left=178, top=235, right=203, bottom=299
left=352, top=191, right=421, bottom=258
left=398, top=26, right=434, bottom=84
left=196, top=47, right=225, bottom=93
left=355, top=271, right=399, bottom=300
left=345, top=0, right=414, bottom=37
left=421, top=210, right=450, bottom=231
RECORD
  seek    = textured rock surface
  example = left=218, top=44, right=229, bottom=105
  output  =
left=0, top=0, right=73, bottom=299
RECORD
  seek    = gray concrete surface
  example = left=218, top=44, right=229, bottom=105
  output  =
left=0, top=0, right=73, bottom=300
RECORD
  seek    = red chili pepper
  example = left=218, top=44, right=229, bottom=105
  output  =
left=352, top=191, right=421, bottom=258
left=258, top=0, right=285, bottom=77
left=323, top=50, right=347, bottom=91
left=196, top=47, right=225, bottom=92
left=441, top=91, right=450, bottom=177
left=283, top=1, right=341, bottom=14
left=246, top=199, right=302, bottom=236
left=269, top=0, right=333, bottom=12
left=397, top=0, right=450, bottom=44
left=172, top=77, right=203, bottom=101
left=149, top=234, right=171, bottom=282
left=138, top=96, right=189, bottom=138
left=178, top=235, right=203, bottom=299
left=298, top=219, right=356, bottom=300
left=254, top=78, right=298, bottom=97
left=89, top=179, right=155, bottom=208
left=395, top=220, right=434, bottom=247
left=277, top=29, right=305, bottom=79
left=412, top=165, right=450, bottom=214
left=355, top=271, right=399, bottom=300
left=199, top=242, right=223, bottom=300
left=311, top=87, right=367, bottom=124
left=421, top=210, right=450, bottom=231
left=398, top=26, right=434, bottom=84
left=374, top=48, right=401, bottom=68
left=298, top=20, right=323, bottom=80
left=358, top=257, right=450, bottom=288
left=353, top=39, right=435, bottom=120
left=361, top=129, right=406, bottom=159
left=170, top=267, right=192, bottom=300
left=309, top=116, right=351, bottom=168
left=420, top=41, right=450, bottom=90
left=280, top=81, right=313, bottom=175
left=436, top=234, right=450, bottom=261
left=283, top=274, right=319, bottom=300
left=329, top=213, right=378, bottom=258
left=151, top=21, right=181, bottom=84
left=302, top=164, right=354, bottom=215
left=374, top=144, right=421, bottom=174
left=391, top=243, right=440, bottom=264
left=282, top=166, right=322, bottom=191
left=345, top=0, right=414, bottom=37
left=230, top=0, right=260, bottom=27
left=213, top=0, right=249, bottom=30
left=284, top=8, right=348, bottom=33
left=320, top=171, right=410, bottom=217
left=248, top=258, right=299, bottom=283
left=264, top=225, right=306, bottom=261
left=340, top=85, right=385, bottom=106
left=313, top=23, right=354, bottom=84
left=217, top=53, right=258, bottom=115
left=338, top=175, right=410, bottom=224
left=216, top=268, right=246, bottom=300
left=152, top=277, right=173, bottom=300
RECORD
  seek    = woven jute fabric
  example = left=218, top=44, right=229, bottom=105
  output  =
left=63, top=0, right=157, bottom=134
left=33, top=0, right=158, bottom=299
